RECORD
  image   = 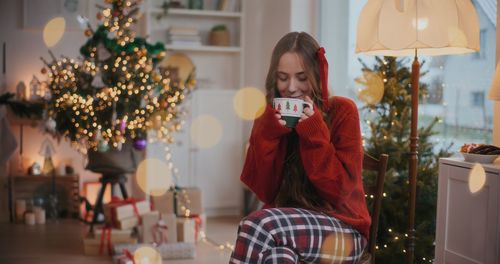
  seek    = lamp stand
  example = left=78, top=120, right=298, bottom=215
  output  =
left=407, top=50, right=419, bottom=264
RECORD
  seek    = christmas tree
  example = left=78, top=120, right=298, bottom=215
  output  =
left=356, top=56, right=451, bottom=263
left=40, top=0, right=195, bottom=153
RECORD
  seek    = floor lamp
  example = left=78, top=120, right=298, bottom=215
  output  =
left=355, top=1, right=480, bottom=263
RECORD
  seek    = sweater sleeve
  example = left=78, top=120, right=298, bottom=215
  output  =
left=295, top=101, right=363, bottom=205
left=240, top=105, right=291, bottom=204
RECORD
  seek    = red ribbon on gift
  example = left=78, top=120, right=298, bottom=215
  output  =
left=108, top=196, right=143, bottom=226
left=98, top=225, right=113, bottom=255
left=184, top=214, right=202, bottom=242
left=117, top=249, right=135, bottom=264
left=152, top=219, right=169, bottom=245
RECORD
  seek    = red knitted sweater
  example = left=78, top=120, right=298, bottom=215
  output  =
left=241, top=96, right=371, bottom=239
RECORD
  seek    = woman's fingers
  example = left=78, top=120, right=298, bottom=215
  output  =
left=303, top=107, right=314, bottom=117
left=303, top=96, right=314, bottom=117
left=299, top=114, right=307, bottom=122
left=275, top=113, right=287, bottom=126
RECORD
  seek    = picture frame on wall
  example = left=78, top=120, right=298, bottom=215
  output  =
left=23, top=0, right=89, bottom=31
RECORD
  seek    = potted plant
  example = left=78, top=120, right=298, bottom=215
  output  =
left=209, top=24, right=230, bottom=46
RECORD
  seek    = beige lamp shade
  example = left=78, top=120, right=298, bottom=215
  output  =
left=489, top=62, right=500, bottom=101
left=356, top=0, right=480, bottom=56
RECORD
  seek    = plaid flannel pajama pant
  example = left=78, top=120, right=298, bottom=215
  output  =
left=229, top=208, right=367, bottom=264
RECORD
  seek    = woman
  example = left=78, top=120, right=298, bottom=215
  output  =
left=230, top=32, right=370, bottom=264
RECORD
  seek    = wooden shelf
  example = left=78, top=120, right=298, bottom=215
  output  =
left=9, top=174, right=80, bottom=222
left=150, top=8, right=242, bottom=18
left=165, top=44, right=241, bottom=53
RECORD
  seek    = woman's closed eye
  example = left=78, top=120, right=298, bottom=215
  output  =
left=277, top=74, right=307, bottom=82
left=297, top=75, right=308, bottom=82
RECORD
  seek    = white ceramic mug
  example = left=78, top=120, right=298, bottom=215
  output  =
left=273, top=98, right=313, bottom=128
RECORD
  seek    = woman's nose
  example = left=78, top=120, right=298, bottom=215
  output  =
left=287, top=78, right=299, bottom=93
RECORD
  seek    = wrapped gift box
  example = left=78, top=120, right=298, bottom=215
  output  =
left=161, top=213, right=178, bottom=244
left=116, top=216, right=139, bottom=230
left=152, top=188, right=203, bottom=216
left=103, top=199, right=150, bottom=226
left=175, top=187, right=203, bottom=216
left=94, top=228, right=135, bottom=243
left=197, top=213, right=206, bottom=242
left=177, top=217, right=196, bottom=243
left=114, top=243, right=196, bottom=260
left=141, top=211, right=160, bottom=243
left=151, top=191, right=174, bottom=214
left=83, top=229, right=137, bottom=256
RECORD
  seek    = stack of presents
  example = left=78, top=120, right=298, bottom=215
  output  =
left=83, top=187, right=205, bottom=262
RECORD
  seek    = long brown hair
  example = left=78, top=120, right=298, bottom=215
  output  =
left=266, top=32, right=331, bottom=211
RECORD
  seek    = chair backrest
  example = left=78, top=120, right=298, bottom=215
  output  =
left=362, top=152, right=389, bottom=261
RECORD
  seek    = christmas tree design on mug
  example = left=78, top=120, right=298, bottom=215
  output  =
left=272, top=98, right=312, bottom=128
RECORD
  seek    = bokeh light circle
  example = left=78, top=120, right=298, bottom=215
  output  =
left=468, top=163, right=486, bottom=194
left=190, top=114, right=222, bottom=149
left=136, top=158, right=172, bottom=197
left=319, top=232, right=354, bottom=264
left=233, top=87, right=266, bottom=120
left=355, top=70, right=384, bottom=105
left=43, top=17, right=66, bottom=47
left=134, top=246, right=162, bottom=264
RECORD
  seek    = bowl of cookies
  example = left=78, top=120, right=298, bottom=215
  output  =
left=460, top=144, right=500, bottom=163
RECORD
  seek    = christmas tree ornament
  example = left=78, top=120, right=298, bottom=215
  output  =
left=84, top=29, right=92, bottom=37
left=97, top=140, right=110, bottom=152
left=120, top=117, right=127, bottom=133
left=76, top=15, right=90, bottom=30
left=91, top=70, right=105, bottom=88
left=96, top=43, right=111, bottom=60
left=133, top=138, right=147, bottom=150
left=160, top=99, right=168, bottom=109
left=45, top=117, right=57, bottom=133
left=97, top=12, right=103, bottom=20
left=41, top=67, right=47, bottom=74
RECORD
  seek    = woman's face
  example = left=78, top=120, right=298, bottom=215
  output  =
left=276, top=52, right=312, bottom=99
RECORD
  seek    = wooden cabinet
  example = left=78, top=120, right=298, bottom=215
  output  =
left=9, top=175, right=80, bottom=221
left=435, top=158, right=500, bottom=264
left=142, top=0, right=245, bottom=216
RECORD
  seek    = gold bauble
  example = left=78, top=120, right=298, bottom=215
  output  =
left=84, top=29, right=92, bottom=37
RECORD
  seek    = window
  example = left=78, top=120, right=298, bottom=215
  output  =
left=319, top=0, right=495, bottom=148
left=471, top=91, right=485, bottom=107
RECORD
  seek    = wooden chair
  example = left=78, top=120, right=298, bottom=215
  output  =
left=360, top=152, right=389, bottom=264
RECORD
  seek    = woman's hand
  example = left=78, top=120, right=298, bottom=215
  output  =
left=299, top=96, right=314, bottom=123
left=275, top=112, right=287, bottom=126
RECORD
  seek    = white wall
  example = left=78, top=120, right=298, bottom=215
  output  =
left=242, top=0, right=291, bottom=140
left=318, top=0, right=352, bottom=98
left=290, top=0, right=318, bottom=37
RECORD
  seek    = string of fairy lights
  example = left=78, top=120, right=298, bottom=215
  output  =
left=40, top=0, right=195, bottom=154
left=363, top=193, right=433, bottom=263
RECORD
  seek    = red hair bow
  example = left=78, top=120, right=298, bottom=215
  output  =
left=317, top=47, right=329, bottom=111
